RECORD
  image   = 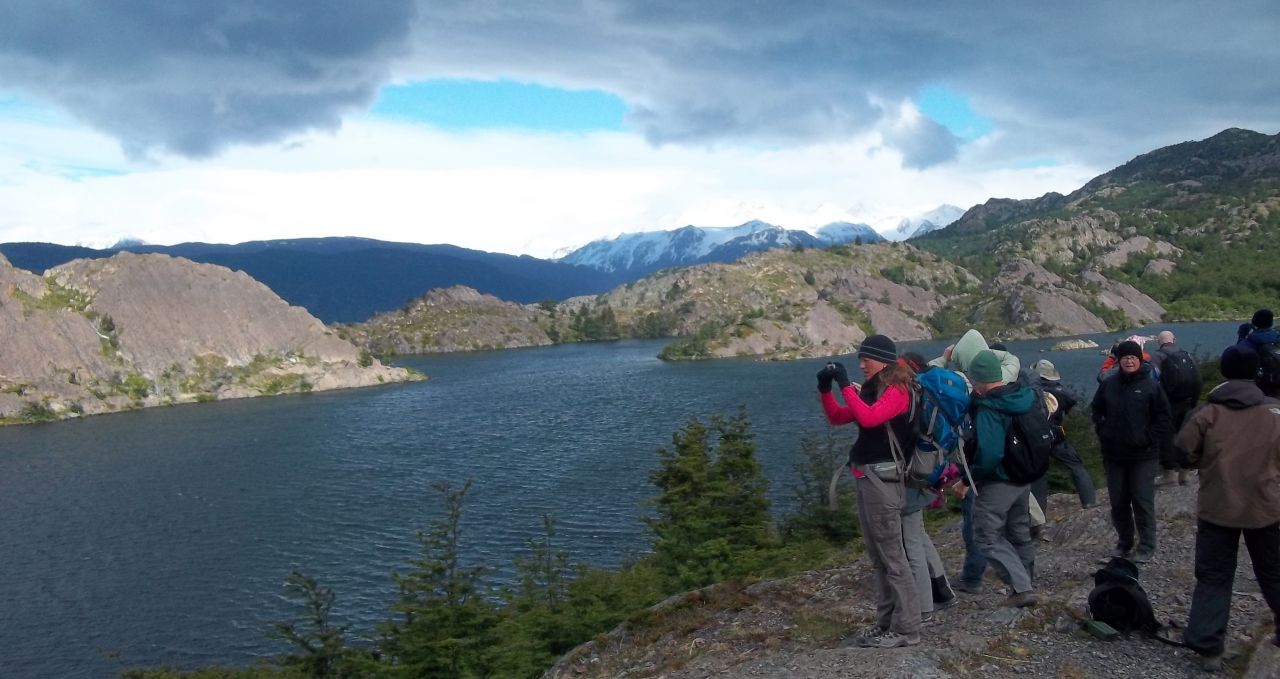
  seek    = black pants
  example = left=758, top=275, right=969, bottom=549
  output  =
left=1103, top=458, right=1158, bottom=554
left=1184, top=520, right=1280, bottom=657
left=1032, top=438, right=1097, bottom=511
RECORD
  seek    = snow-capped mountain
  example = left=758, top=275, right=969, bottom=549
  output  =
left=874, top=204, right=966, bottom=241
left=558, top=220, right=829, bottom=277
left=814, top=221, right=885, bottom=245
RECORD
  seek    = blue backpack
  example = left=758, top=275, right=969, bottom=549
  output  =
left=906, top=366, right=972, bottom=487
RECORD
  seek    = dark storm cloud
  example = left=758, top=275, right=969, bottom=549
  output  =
left=407, top=0, right=1280, bottom=167
left=2, top=1, right=1277, bottom=167
left=0, top=0, right=416, bottom=157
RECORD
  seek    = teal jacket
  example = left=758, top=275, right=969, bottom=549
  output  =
left=970, top=382, right=1037, bottom=482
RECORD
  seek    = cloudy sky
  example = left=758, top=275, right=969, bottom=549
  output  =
left=0, top=1, right=1275, bottom=258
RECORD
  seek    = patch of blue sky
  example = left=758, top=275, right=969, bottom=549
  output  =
left=22, top=161, right=125, bottom=181
left=917, top=85, right=994, bottom=141
left=0, top=93, right=76, bottom=124
left=370, top=79, right=628, bottom=133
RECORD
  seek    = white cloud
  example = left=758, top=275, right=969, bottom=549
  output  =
left=0, top=114, right=1097, bottom=258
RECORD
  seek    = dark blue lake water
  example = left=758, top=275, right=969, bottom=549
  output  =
left=0, top=321, right=1239, bottom=677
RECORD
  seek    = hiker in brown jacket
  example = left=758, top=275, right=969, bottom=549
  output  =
left=1173, top=345, right=1280, bottom=671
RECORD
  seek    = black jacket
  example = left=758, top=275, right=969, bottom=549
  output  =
left=1091, top=364, right=1172, bottom=461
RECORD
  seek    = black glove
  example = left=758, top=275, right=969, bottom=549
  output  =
left=831, top=362, right=851, bottom=389
left=816, top=366, right=834, bottom=393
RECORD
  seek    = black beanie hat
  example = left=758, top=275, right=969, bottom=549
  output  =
left=857, top=334, right=897, bottom=364
left=1221, top=345, right=1261, bottom=380
left=1252, top=308, right=1274, bottom=329
left=1114, top=340, right=1143, bottom=360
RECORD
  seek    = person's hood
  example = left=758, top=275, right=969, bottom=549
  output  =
left=950, top=329, right=1022, bottom=383
left=1207, top=379, right=1270, bottom=409
left=976, top=382, right=1036, bottom=415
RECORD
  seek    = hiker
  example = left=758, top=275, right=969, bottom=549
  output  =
left=817, top=335, right=922, bottom=648
left=1147, top=330, right=1203, bottom=486
left=929, top=329, right=1021, bottom=387
left=1173, top=345, right=1280, bottom=672
left=898, top=352, right=958, bottom=618
left=963, top=350, right=1040, bottom=607
left=1236, top=307, right=1275, bottom=343
left=902, top=486, right=957, bottom=620
left=927, top=330, right=1020, bottom=593
left=1091, top=340, right=1172, bottom=564
left=1237, top=308, right=1279, bottom=397
left=1028, top=359, right=1097, bottom=512
left=1097, top=335, right=1156, bottom=384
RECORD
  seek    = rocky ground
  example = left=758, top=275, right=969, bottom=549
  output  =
left=546, top=482, right=1279, bottom=678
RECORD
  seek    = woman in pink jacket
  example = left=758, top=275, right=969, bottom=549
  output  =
left=817, top=334, right=921, bottom=648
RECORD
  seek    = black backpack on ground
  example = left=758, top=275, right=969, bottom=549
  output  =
left=1158, top=349, right=1201, bottom=402
left=1001, top=404, right=1054, bottom=484
left=1088, top=557, right=1159, bottom=634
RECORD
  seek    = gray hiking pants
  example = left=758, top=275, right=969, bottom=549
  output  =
left=855, top=470, right=921, bottom=634
left=902, top=508, right=946, bottom=613
left=973, top=480, right=1036, bottom=594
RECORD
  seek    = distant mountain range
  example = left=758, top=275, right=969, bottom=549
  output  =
left=0, top=208, right=957, bottom=323
left=0, top=238, right=625, bottom=324
left=554, top=219, right=885, bottom=278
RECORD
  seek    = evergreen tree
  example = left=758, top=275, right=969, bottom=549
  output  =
left=646, top=411, right=772, bottom=588
left=489, top=515, right=576, bottom=678
left=267, top=571, right=358, bottom=677
left=377, top=480, right=500, bottom=678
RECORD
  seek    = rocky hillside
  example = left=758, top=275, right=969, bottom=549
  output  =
left=586, top=243, right=978, bottom=359
left=336, top=285, right=556, bottom=354
left=344, top=240, right=1161, bottom=360
left=0, top=252, right=417, bottom=425
left=344, top=243, right=985, bottom=360
left=916, top=128, right=1280, bottom=323
left=544, top=483, right=1280, bottom=678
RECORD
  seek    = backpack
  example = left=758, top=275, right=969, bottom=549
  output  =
left=1158, top=349, right=1200, bottom=402
left=1000, top=396, right=1054, bottom=484
left=1257, top=341, right=1280, bottom=395
left=1088, top=557, right=1159, bottom=633
left=904, top=367, right=971, bottom=488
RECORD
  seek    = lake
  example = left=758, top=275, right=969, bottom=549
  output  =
left=0, top=321, right=1240, bottom=677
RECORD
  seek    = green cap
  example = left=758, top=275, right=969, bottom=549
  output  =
left=968, top=350, right=1003, bottom=384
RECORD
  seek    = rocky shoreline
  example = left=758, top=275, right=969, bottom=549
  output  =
left=544, top=483, right=1279, bottom=678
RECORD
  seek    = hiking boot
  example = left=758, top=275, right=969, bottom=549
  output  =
left=1132, top=550, right=1154, bottom=564
left=1178, top=469, right=1191, bottom=485
left=853, top=625, right=886, bottom=647
left=933, top=594, right=957, bottom=610
left=1198, top=653, right=1223, bottom=673
left=1007, top=591, right=1038, bottom=608
left=871, top=630, right=921, bottom=648
left=930, top=575, right=956, bottom=605
left=1109, top=546, right=1134, bottom=559
left=1155, top=469, right=1178, bottom=486
left=920, top=611, right=933, bottom=623
left=953, top=580, right=983, bottom=595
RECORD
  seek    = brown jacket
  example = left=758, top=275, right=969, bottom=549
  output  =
left=1174, top=380, right=1280, bottom=529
